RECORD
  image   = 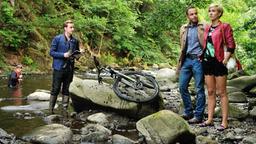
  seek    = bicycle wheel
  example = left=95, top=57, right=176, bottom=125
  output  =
left=113, top=71, right=159, bottom=103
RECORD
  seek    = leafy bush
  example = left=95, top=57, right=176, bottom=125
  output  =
left=22, top=56, right=34, bottom=65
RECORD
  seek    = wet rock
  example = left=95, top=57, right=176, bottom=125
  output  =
left=13, top=112, right=23, bottom=119
left=112, top=134, right=137, bottom=144
left=81, top=124, right=111, bottom=143
left=87, top=112, right=109, bottom=126
left=228, top=92, right=248, bottom=103
left=44, top=114, right=62, bottom=124
left=136, top=110, right=195, bottom=144
left=23, top=124, right=73, bottom=144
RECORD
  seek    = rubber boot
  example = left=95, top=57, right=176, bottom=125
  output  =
left=62, top=95, right=70, bottom=118
left=49, top=95, right=57, bottom=114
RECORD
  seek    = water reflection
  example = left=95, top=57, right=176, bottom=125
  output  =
left=8, top=87, right=23, bottom=105
left=0, top=75, right=52, bottom=136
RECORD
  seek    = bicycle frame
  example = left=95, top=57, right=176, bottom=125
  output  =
left=93, top=56, right=159, bottom=102
left=94, top=58, right=154, bottom=89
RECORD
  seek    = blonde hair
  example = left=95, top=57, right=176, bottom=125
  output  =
left=208, top=4, right=224, bottom=18
left=63, top=19, right=73, bottom=28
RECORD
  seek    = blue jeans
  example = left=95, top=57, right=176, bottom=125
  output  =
left=179, top=58, right=205, bottom=120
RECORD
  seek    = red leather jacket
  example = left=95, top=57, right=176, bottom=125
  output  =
left=203, top=21, right=236, bottom=62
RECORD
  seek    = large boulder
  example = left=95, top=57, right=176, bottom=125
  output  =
left=226, top=86, right=241, bottom=94
left=215, top=104, right=248, bottom=120
left=81, top=124, right=111, bottom=143
left=136, top=110, right=195, bottom=144
left=227, top=75, right=256, bottom=90
left=69, top=76, right=162, bottom=118
left=228, top=92, right=248, bottom=103
left=23, top=124, right=73, bottom=144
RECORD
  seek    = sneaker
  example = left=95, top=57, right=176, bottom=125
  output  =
left=188, top=117, right=202, bottom=124
left=180, top=114, right=193, bottom=120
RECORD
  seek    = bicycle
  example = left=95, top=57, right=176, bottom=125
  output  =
left=93, top=56, right=159, bottom=103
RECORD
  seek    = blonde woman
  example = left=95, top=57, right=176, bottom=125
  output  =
left=201, top=4, right=235, bottom=130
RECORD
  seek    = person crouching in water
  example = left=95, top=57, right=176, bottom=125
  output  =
left=8, top=64, right=23, bottom=88
left=49, top=19, right=80, bottom=115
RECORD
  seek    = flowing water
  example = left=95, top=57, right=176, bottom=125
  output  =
left=0, top=74, right=138, bottom=140
left=0, top=74, right=52, bottom=136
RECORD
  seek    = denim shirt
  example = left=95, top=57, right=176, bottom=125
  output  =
left=50, top=34, right=79, bottom=70
left=186, top=25, right=203, bottom=56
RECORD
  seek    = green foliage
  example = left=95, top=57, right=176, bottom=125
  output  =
left=22, top=56, right=34, bottom=65
left=0, top=0, right=256, bottom=74
left=0, top=1, right=32, bottom=50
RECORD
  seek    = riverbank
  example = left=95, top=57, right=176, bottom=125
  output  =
left=1, top=69, right=256, bottom=143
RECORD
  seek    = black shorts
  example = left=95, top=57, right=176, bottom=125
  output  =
left=202, top=57, right=228, bottom=76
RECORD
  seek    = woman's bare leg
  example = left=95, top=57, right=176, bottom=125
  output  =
left=216, top=75, right=228, bottom=128
left=205, top=75, right=216, bottom=123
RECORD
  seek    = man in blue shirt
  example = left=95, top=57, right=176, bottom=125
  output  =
left=177, top=6, right=205, bottom=123
left=49, top=19, right=80, bottom=114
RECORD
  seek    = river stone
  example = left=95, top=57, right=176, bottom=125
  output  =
left=228, top=92, right=248, bottom=103
left=215, top=104, right=248, bottom=119
left=0, top=101, right=51, bottom=111
left=69, top=76, right=162, bottom=118
left=242, top=135, right=256, bottom=144
left=136, top=110, right=195, bottom=144
left=227, top=86, right=241, bottom=94
left=227, top=75, right=256, bottom=90
left=155, top=68, right=176, bottom=83
left=249, top=106, right=256, bottom=118
left=112, top=134, right=136, bottom=144
left=87, top=112, right=109, bottom=126
left=44, top=114, right=62, bottom=124
left=81, top=124, right=111, bottom=143
left=0, top=128, right=10, bottom=138
left=23, top=124, right=72, bottom=144
left=27, top=91, right=51, bottom=101
left=250, top=87, right=256, bottom=93
left=196, top=135, right=218, bottom=144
